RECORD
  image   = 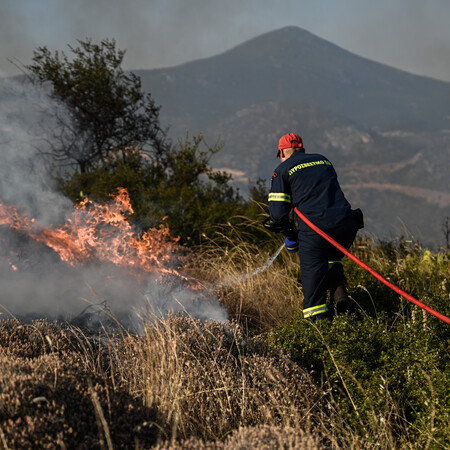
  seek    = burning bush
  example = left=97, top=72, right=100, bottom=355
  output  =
left=0, top=188, right=179, bottom=275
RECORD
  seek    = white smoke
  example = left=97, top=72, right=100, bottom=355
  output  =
left=0, top=77, right=228, bottom=329
left=0, top=77, right=73, bottom=225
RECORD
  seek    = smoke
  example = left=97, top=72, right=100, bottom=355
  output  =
left=0, top=0, right=262, bottom=76
left=0, top=77, right=228, bottom=330
left=2, top=0, right=450, bottom=82
left=0, top=77, right=73, bottom=225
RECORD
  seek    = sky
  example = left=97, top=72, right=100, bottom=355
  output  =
left=1, top=0, right=450, bottom=81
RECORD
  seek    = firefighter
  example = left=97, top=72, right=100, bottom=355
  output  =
left=267, top=133, right=363, bottom=321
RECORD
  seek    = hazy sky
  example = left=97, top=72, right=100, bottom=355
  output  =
left=1, top=0, right=450, bottom=81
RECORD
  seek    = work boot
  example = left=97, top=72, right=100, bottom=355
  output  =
left=333, top=285, right=353, bottom=315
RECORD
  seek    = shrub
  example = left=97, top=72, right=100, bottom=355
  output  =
left=60, top=135, right=261, bottom=246
left=345, top=237, right=450, bottom=319
left=270, top=239, right=450, bottom=447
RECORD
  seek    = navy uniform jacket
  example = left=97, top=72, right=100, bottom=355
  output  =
left=268, top=151, right=352, bottom=232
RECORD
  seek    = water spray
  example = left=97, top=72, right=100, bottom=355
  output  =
left=215, top=243, right=285, bottom=288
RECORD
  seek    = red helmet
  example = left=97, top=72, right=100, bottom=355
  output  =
left=277, top=133, right=303, bottom=157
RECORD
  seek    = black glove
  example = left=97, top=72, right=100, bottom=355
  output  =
left=263, top=217, right=297, bottom=240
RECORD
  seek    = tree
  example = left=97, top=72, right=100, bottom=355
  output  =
left=61, top=134, right=249, bottom=244
left=28, top=39, right=267, bottom=245
left=26, top=39, right=168, bottom=173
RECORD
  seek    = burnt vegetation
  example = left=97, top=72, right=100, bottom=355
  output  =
left=0, top=39, right=449, bottom=448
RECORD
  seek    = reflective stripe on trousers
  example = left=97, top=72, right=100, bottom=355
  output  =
left=303, top=303, right=328, bottom=318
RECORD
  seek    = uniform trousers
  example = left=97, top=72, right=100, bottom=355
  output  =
left=297, top=214, right=359, bottom=320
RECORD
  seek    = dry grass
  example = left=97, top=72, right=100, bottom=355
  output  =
left=0, top=316, right=323, bottom=448
left=0, top=219, right=325, bottom=448
left=186, top=220, right=303, bottom=332
left=2, top=230, right=445, bottom=447
left=152, top=425, right=320, bottom=449
left=111, top=315, right=320, bottom=444
left=0, top=320, right=160, bottom=449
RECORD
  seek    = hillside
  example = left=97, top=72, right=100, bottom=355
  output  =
left=137, top=26, right=450, bottom=246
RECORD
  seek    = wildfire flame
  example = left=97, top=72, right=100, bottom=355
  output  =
left=0, top=188, right=180, bottom=276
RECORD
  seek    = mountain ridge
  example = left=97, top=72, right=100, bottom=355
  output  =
left=136, top=26, right=449, bottom=246
left=138, top=26, right=450, bottom=132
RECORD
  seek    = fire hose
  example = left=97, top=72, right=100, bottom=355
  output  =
left=293, top=207, right=450, bottom=325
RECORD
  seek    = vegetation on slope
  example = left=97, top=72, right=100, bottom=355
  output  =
left=195, top=230, right=450, bottom=448
left=0, top=236, right=449, bottom=448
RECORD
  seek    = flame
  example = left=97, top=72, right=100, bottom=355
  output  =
left=0, top=188, right=180, bottom=276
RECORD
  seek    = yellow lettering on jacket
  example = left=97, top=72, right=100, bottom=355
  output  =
left=288, top=159, right=331, bottom=176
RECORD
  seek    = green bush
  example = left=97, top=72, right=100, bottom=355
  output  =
left=345, top=238, right=450, bottom=319
left=270, top=240, right=450, bottom=447
left=60, top=135, right=266, bottom=245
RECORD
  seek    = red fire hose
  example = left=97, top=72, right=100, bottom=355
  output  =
left=294, top=207, right=450, bottom=325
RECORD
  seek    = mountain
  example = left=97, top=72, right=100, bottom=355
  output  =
left=136, top=26, right=450, bottom=247
left=138, top=26, right=450, bottom=131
